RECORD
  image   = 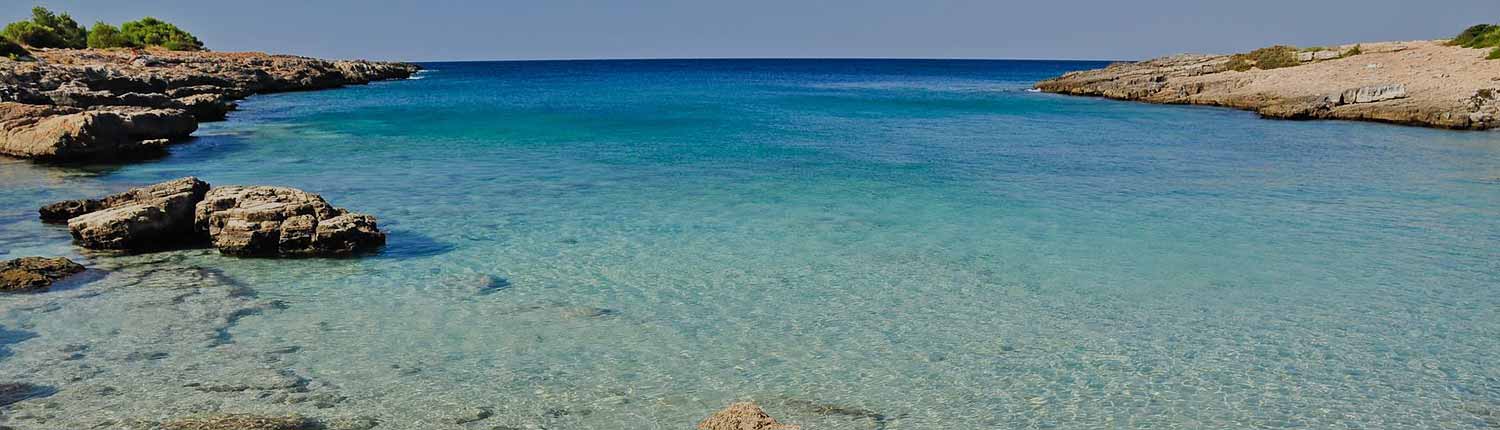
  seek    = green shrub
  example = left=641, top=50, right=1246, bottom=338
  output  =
left=1341, top=44, right=1362, bottom=58
left=0, top=6, right=86, bottom=48
left=1452, top=24, right=1500, bottom=47
left=1247, top=45, right=1300, bottom=69
left=0, top=37, right=30, bottom=59
left=120, top=17, right=204, bottom=51
left=1490, top=47, right=1500, bottom=60
left=86, top=22, right=135, bottom=48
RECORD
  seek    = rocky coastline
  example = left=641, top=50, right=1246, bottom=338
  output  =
left=1, top=48, right=419, bottom=161
left=1036, top=40, right=1500, bottom=130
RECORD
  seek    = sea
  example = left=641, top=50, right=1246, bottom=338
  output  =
left=1, top=59, right=1498, bottom=429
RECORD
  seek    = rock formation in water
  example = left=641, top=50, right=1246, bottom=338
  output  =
left=160, top=414, right=314, bottom=430
left=0, top=256, right=84, bottom=292
left=1035, top=41, right=1500, bottom=129
left=0, top=48, right=419, bottom=161
left=195, top=186, right=386, bottom=257
left=40, top=177, right=384, bottom=257
left=698, top=402, right=800, bottom=430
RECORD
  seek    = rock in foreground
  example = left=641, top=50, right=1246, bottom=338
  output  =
left=698, top=402, right=800, bottom=430
left=64, top=177, right=210, bottom=250
left=1035, top=40, right=1500, bottom=129
left=40, top=178, right=384, bottom=257
left=0, top=257, right=84, bottom=292
left=195, top=186, right=386, bottom=257
left=1, top=48, right=419, bottom=162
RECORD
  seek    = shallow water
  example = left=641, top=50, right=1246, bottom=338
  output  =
left=2, top=59, right=1499, bottom=429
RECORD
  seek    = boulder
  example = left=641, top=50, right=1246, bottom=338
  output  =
left=53, top=177, right=211, bottom=250
left=1, top=257, right=85, bottom=292
left=698, top=402, right=800, bottom=430
left=41, top=177, right=210, bottom=222
left=195, top=186, right=385, bottom=257
left=0, top=102, right=196, bottom=161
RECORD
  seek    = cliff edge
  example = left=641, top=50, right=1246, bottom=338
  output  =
left=1036, top=41, right=1500, bottom=130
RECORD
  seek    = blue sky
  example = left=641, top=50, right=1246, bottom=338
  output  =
left=8, top=1, right=1498, bottom=61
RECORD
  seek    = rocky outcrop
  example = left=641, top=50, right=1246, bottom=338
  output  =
left=40, top=178, right=382, bottom=257
left=698, top=402, right=800, bottom=430
left=1036, top=40, right=1500, bottom=129
left=0, top=48, right=419, bottom=162
left=194, top=186, right=386, bottom=257
left=1, top=257, right=84, bottom=292
left=54, top=177, right=210, bottom=250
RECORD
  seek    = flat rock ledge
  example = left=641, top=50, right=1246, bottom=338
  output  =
left=698, top=402, right=800, bottom=430
left=1034, top=40, right=1500, bottom=130
left=40, top=177, right=384, bottom=257
left=1, top=48, right=419, bottom=161
left=0, top=256, right=84, bottom=292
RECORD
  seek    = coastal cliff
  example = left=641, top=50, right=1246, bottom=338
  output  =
left=0, top=48, right=419, bottom=161
left=1036, top=40, right=1500, bottom=130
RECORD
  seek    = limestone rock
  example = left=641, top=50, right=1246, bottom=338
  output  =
left=41, top=176, right=210, bottom=223
left=1035, top=40, right=1500, bottom=130
left=0, top=257, right=84, bottom=292
left=1336, top=84, right=1407, bottom=105
left=698, top=402, right=800, bottom=430
left=0, top=102, right=196, bottom=161
left=195, top=186, right=386, bottom=257
left=56, top=177, right=211, bottom=250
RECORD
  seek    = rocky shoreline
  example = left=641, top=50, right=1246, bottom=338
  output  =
left=1, top=48, right=419, bottom=161
left=1036, top=40, right=1500, bottom=130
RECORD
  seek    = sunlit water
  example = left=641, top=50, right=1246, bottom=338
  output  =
left=2, top=60, right=1498, bottom=429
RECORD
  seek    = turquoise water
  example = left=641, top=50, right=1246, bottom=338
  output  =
left=1, top=59, right=1499, bottom=429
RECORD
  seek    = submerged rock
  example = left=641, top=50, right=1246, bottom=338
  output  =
left=0, top=257, right=85, bottom=292
left=58, top=177, right=211, bottom=250
left=194, top=186, right=386, bottom=257
left=698, top=402, right=800, bottom=430
left=0, top=382, right=50, bottom=407
left=160, top=414, right=313, bottom=430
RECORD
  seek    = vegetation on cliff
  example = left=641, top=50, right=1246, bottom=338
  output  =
left=0, top=38, right=29, bottom=60
left=1, top=7, right=86, bottom=49
left=1225, top=45, right=1300, bottom=71
left=1451, top=24, right=1500, bottom=59
left=2, top=6, right=203, bottom=51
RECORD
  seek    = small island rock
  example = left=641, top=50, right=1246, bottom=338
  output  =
left=194, top=186, right=386, bottom=257
left=59, top=177, right=211, bottom=250
left=1, top=257, right=85, bottom=292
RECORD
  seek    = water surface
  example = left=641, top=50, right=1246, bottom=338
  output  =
left=1, top=59, right=1498, bottom=429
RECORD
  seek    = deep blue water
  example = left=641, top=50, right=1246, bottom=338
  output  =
left=1, top=59, right=1498, bottom=429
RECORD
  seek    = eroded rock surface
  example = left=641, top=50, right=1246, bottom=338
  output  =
left=698, top=402, right=800, bottom=430
left=1, top=48, right=418, bottom=161
left=1036, top=40, right=1500, bottom=129
left=60, top=177, right=211, bottom=250
left=0, top=257, right=85, bottom=293
left=195, top=186, right=385, bottom=257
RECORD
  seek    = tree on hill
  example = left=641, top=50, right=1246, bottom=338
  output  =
left=86, top=22, right=132, bottom=49
left=120, top=17, right=204, bottom=51
left=1, top=6, right=87, bottom=48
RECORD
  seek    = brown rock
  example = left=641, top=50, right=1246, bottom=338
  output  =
left=161, top=414, right=313, bottom=430
left=1035, top=40, right=1500, bottom=130
left=56, top=177, right=211, bottom=250
left=41, top=176, right=210, bottom=223
left=0, top=257, right=84, bottom=292
left=195, top=186, right=385, bottom=257
left=0, top=102, right=195, bottom=161
left=698, top=402, right=800, bottom=430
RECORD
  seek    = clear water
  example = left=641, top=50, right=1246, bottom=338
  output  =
left=1, top=60, right=1498, bottom=429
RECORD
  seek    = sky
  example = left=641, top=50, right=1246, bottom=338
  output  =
left=7, top=0, right=1498, bottom=62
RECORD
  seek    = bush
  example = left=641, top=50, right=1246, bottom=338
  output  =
left=0, top=6, right=86, bottom=48
left=120, top=17, right=204, bottom=51
left=0, top=38, right=30, bottom=59
left=1451, top=24, right=1500, bottom=60
left=1341, top=44, right=1362, bottom=58
left=1225, top=45, right=1300, bottom=71
left=86, top=22, right=134, bottom=48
